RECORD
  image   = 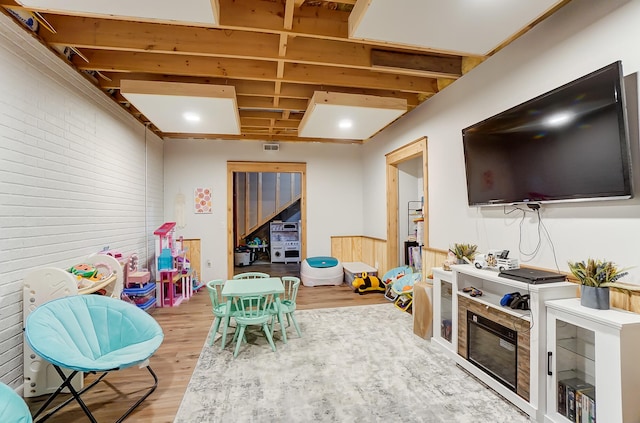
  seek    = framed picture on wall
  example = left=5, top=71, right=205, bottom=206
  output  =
left=194, top=187, right=212, bottom=214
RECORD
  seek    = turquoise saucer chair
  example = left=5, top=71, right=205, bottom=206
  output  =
left=381, top=265, right=413, bottom=301
left=0, top=383, right=32, bottom=423
left=24, top=295, right=164, bottom=423
left=391, top=272, right=422, bottom=312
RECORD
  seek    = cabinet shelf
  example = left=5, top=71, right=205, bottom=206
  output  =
left=457, top=290, right=532, bottom=321
left=556, top=337, right=595, bottom=362
left=557, top=369, right=591, bottom=384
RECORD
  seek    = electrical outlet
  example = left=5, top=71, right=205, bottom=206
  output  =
left=206, top=259, right=212, bottom=268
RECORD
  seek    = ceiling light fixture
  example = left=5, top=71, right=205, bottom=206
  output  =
left=299, top=91, right=407, bottom=140
left=338, top=119, right=353, bottom=129
left=183, top=112, right=201, bottom=122
left=120, top=80, right=240, bottom=134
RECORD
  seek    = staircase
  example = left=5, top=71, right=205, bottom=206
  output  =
left=234, top=171, right=302, bottom=245
left=243, top=199, right=301, bottom=246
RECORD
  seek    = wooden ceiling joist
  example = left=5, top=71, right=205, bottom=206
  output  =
left=38, top=14, right=462, bottom=80
left=6, top=0, right=565, bottom=143
left=161, top=132, right=361, bottom=144
left=99, top=73, right=422, bottom=106
left=371, top=49, right=463, bottom=78
left=74, top=49, right=438, bottom=94
left=241, top=117, right=300, bottom=129
left=240, top=110, right=302, bottom=121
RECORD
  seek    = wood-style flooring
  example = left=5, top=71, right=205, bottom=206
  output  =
left=25, top=262, right=388, bottom=422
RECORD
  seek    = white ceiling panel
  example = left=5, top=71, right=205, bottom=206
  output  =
left=349, top=0, right=564, bottom=56
left=120, top=81, right=240, bottom=134
left=16, top=0, right=219, bottom=25
left=299, top=92, right=406, bottom=141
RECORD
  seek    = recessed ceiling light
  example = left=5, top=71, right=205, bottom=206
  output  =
left=338, top=119, right=353, bottom=129
left=183, top=112, right=201, bottom=122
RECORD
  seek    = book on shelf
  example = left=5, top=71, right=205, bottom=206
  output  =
left=557, top=379, right=567, bottom=417
left=581, top=388, right=596, bottom=423
left=561, top=377, right=595, bottom=423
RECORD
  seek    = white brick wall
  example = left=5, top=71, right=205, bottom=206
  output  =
left=0, top=14, right=165, bottom=388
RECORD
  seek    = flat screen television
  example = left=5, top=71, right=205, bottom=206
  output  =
left=462, top=61, right=632, bottom=207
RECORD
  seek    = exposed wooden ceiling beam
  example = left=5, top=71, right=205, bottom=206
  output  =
left=240, top=110, right=302, bottom=121
left=371, top=49, right=462, bottom=78
left=241, top=117, right=299, bottom=129
left=161, top=132, right=362, bottom=144
left=38, top=15, right=463, bottom=79
left=217, top=0, right=348, bottom=41
left=0, top=0, right=567, bottom=143
left=237, top=96, right=308, bottom=112
left=284, top=0, right=295, bottom=30
left=74, top=50, right=438, bottom=93
left=98, top=72, right=422, bottom=107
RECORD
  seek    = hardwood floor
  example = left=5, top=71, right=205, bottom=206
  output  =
left=25, top=269, right=388, bottom=422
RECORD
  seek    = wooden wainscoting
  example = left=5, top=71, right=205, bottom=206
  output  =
left=422, top=247, right=448, bottom=278
left=182, top=239, right=201, bottom=282
left=330, top=236, right=388, bottom=275
left=330, top=239, right=449, bottom=281
left=609, top=284, right=640, bottom=313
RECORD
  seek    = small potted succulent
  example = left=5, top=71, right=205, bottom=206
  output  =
left=450, top=243, right=478, bottom=264
left=567, top=258, right=628, bottom=310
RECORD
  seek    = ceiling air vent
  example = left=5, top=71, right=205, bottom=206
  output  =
left=263, top=143, right=280, bottom=151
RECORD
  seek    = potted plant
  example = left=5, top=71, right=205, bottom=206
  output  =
left=567, top=258, right=629, bottom=310
left=450, top=243, right=478, bottom=264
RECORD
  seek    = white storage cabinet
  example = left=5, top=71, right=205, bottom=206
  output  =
left=431, top=265, right=576, bottom=421
left=545, top=298, right=640, bottom=423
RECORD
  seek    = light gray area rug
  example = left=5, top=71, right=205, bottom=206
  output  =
left=175, top=303, right=531, bottom=422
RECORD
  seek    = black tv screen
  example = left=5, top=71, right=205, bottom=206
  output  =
left=462, top=61, right=632, bottom=207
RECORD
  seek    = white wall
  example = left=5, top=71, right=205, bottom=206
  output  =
left=0, top=13, right=164, bottom=388
left=398, top=157, right=422, bottom=263
left=363, top=0, right=640, bottom=283
left=163, top=139, right=364, bottom=281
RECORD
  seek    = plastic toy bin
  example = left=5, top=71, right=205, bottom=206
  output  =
left=123, top=282, right=156, bottom=312
left=342, top=262, right=378, bottom=284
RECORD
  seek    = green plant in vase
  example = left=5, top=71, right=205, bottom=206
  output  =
left=450, top=243, right=478, bottom=264
left=567, top=258, right=629, bottom=309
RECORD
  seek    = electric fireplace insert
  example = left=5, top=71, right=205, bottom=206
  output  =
left=467, top=310, right=518, bottom=392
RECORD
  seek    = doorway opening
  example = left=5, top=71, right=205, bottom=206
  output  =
left=385, top=137, right=428, bottom=271
left=226, top=161, right=307, bottom=279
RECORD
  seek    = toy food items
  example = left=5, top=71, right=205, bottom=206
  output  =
left=70, top=263, right=99, bottom=279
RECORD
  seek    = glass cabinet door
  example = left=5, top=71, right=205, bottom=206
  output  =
left=552, top=318, right=596, bottom=422
left=440, top=280, right=453, bottom=344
